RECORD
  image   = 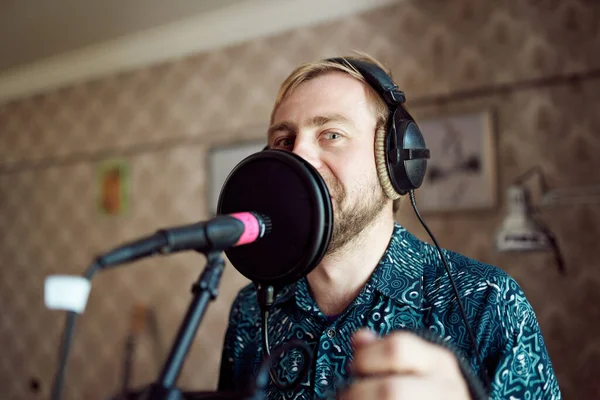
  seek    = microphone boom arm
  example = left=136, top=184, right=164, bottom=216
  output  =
left=142, top=251, right=227, bottom=399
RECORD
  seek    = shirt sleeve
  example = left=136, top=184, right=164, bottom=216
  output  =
left=489, top=278, right=561, bottom=399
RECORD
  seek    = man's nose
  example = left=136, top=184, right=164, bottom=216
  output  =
left=292, top=139, right=323, bottom=170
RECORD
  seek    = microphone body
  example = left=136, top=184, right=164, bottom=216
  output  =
left=98, top=212, right=270, bottom=268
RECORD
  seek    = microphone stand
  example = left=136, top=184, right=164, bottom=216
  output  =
left=141, top=251, right=226, bottom=400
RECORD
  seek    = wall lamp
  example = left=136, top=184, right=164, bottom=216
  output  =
left=495, top=166, right=600, bottom=274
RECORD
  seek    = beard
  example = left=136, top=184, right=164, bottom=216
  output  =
left=325, top=173, right=388, bottom=255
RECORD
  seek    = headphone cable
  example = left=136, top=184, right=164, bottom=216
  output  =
left=408, top=189, right=491, bottom=392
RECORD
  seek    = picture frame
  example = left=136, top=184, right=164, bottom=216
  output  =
left=416, top=110, right=497, bottom=213
left=207, top=140, right=265, bottom=215
left=97, top=159, right=130, bottom=216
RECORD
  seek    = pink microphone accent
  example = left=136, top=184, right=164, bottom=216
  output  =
left=232, top=212, right=261, bottom=246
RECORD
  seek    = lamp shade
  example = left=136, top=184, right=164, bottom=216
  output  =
left=496, top=185, right=552, bottom=252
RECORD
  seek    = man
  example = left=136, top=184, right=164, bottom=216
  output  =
left=218, top=54, right=561, bottom=399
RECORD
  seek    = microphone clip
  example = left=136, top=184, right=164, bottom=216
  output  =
left=255, top=283, right=276, bottom=314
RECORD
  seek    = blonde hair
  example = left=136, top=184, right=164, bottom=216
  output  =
left=270, top=52, right=403, bottom=212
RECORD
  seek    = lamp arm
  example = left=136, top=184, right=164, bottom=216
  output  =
left=541, top=185, right=600, bottom=206
left=514, top=166, right=549, bottom=193
left=547, top=232, right=566, bottom=275
left=530, top=211, right=566, bottom=275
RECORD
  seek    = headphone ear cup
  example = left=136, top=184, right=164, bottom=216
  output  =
left=375, top=123, right=401, bottom=200
left=401, top=121, right=428, bottom=190
left=380, top=114, right=428, bottom=196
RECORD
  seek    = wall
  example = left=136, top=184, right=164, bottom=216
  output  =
left=0, top=1, right=598, bottom=398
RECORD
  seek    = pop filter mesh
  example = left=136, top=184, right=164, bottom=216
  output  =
left=217, top=150, right=332, bottom=286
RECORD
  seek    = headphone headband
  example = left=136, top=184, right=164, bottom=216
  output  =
left=325, top=58, right=406, bottom=105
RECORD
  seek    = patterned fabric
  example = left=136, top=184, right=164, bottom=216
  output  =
left=218, top=223, right=561, bottom=399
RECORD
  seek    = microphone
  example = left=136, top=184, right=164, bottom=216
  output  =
left=97, top=212, right=271, bottom=268
left=47, top=212, right=272, bottom=400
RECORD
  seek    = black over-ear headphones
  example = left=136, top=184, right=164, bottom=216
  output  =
left=326, top=58, right=430, bottom=198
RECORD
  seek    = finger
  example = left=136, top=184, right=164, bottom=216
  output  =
left=339, top=375, right=442, bottom=400
left=351, top=331, right=458, bottom=378
left=351, top=328, right=378, bottom=348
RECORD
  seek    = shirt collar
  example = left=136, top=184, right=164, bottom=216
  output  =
left=287, top=223, right=425, bottom=313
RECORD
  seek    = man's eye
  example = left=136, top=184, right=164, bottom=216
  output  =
left=274, top=137, right=294, bottom=147
left=324, top=132, right=342, bottom=140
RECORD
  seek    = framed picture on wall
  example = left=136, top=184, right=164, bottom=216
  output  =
left=97, top=159, right=130, bottom=216
left=208, top=141, right=265, bottom=215
left=416, top=110, right=497, bottom=213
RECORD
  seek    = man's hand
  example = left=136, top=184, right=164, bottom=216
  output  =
left=340, top=329, right=470, bottom=400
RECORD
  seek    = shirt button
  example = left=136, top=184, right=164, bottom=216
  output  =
left=326, top=328, right=336, bottom=338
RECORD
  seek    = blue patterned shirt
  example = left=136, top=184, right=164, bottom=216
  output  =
left=218, top=223, right=561, bottom=399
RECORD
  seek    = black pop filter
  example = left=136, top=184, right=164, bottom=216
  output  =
left=217, top=149, right=333, bottom=287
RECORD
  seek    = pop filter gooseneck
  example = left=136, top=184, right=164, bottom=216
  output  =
left=217, top=149, right=333, bottom=391
left=217, top=149, right=333, bottom=287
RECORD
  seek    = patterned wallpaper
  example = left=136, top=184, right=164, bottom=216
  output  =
left=1, top=0, right=599, bottom=398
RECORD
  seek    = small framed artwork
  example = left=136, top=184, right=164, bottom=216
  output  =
left=416, top=110, right=497, bottom=213
left=207, top=141, right=265, bottom=215
left=97, top=159, right=130, bottom=216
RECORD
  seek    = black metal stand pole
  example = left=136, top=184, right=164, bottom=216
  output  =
left=51, top=262, right=100, bottom=400
left=143, top=252, right=225, bottom=400
left=50, top=311, right=77, bottom=400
